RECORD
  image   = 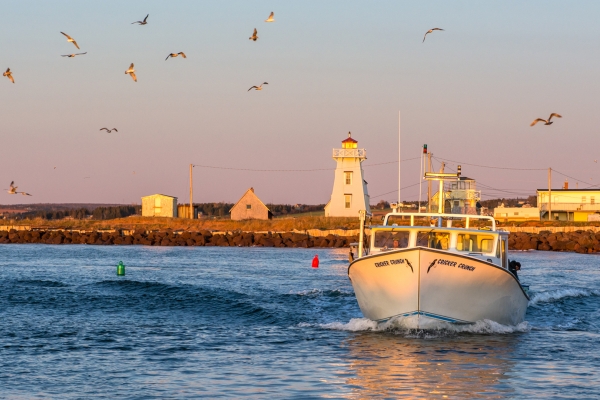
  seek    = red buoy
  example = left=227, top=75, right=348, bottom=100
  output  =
left=312, top=255, right=319, bottom=268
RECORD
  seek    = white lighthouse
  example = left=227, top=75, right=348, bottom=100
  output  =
left=324, top=132, right=371, bottom=217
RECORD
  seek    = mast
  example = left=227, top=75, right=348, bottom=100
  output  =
left=398, top=111, right=401, bottom=206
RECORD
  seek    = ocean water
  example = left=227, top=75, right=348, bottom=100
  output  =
left=0, top=245, right=598, bottom=399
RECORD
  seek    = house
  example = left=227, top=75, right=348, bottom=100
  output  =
left=229, top=188, right=273, bottom=220
left=141, top=194, right=178, bottom=218
left=493, top=204, right=540, bottom=222
left=537, top=188, right=600, bottom=221
left=324, top=132, right=371, bottom=217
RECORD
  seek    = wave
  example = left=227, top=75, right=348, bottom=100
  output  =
left=302, top=316, right=530, bottom=336
left=15, top=279, right=69, bottom=288
left=289, top=288, right=354, bottom=298
left=529, top=288, right=600, bottom=306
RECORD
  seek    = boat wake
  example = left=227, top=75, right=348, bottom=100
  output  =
left=302, top=316, right=530, bottom=336
left=529, top=288, right=600, bottom=306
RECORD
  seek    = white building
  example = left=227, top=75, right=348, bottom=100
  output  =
left=324, top=132, right=371, bottom=217
left=141, top=194, right=178, bottom=218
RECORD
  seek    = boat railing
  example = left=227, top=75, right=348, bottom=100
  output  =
left=382, top=212, right=496, bottom=231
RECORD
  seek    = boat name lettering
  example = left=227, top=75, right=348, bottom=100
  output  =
left=458, top=263, right=476, bottom=271
left=437, top=259, right=457, bottom=267
left=375, top=259, right=405, bottom=268
left=436, top=259, right=476, bottom=272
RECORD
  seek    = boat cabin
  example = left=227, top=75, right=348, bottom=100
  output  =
left=365, top=212, right=509, bottom=269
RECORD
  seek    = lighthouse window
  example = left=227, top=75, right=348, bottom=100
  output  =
left=344, top=194, right=352, bottom=209
left=344, top=171, right=353, bottom=185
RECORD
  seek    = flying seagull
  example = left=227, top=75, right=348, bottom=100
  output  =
left=3, top=68, right=14, bottom=83
left=100, top=128, right=118, bottom=133
left=165, top=52, right=187, bottom=60
left=248, top=82, right=268, bottom=91
left=7, top=181, right=17, bottom=194
left=132, top=14, right=149, bottom=25
left=423, top=28, right=444, bottom=43
left=125, top=63, right=137, bottom=82
left=6, top=181, right=31, bottom=196
left=265, top=12, right=275, bottom=22
left=530, top=113, right=562, bottom=126
left=61, top=52, right=87, bottom=58
left=60, top=32, right=80, bottom=49
left=249, top=28, right=258, bottom=41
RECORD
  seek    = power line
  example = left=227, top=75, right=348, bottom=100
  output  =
left=191, top=156, right=420, bottom=173
left=433, top=156, right=546, bottom=171
left=370, top=182, right=421, bottom=199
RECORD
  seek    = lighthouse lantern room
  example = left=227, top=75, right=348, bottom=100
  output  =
left=324, top=132, right=371, bottom=217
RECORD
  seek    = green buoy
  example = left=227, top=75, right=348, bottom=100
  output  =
left=117, top=261, right=126, bottom=276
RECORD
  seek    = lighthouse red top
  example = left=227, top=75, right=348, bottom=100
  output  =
left=342, top=132, right=358, bottom=149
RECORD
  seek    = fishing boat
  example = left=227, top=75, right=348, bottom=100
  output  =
left=348, top=169, right=529, bottom=327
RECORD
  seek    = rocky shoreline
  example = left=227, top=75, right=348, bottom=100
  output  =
left=509, top=230, right=600, bottom=254
left=2, top=228, right=600, bottom=253
left=0, top=229, right=354, bottom=248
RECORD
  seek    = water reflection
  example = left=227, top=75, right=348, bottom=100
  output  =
left=342, top=330, right=520, bottom=398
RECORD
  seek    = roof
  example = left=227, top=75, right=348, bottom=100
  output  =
left=342, top=131, right=357, bottom=143
left=229, top=187, right=272, bottom=213
left=459, top=177, right=475, bottom=181
left=536, top=189, right=600, bottom=192
left=141, top=193, right=177, bottom=199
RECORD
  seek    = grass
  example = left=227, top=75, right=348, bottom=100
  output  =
left=2, top=216, right=360, bottom=232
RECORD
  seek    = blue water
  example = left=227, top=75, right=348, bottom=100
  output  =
left=0, top=245, right=599, bottom=399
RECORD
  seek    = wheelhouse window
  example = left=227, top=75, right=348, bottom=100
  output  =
left=457, top=233, right=494, bottom=253
left=373, top=230, right=410, bottom=250
left=416, top=231, right=450, bottom=250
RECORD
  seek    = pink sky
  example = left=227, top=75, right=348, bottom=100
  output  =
left=1, top=1, right=599, bottom=205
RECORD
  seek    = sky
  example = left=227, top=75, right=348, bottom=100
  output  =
left=2, top=1, right=600, bottom=206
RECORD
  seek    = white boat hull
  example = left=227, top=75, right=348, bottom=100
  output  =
left=348, top=248, right=529, bottom=326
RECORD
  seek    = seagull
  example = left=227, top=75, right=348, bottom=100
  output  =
left=423, top=28, right=444, bottom=43
left=125, top=63, right=137, bottom=82
left=249, top=28, right=258, bottom=41
left=7, top=181, right=17, bottom=194
left=265, top=12, right=275, bottom=22
left=530, top=113, right=562, bottom=126
left=132, top=14, right=149, bottom=25
left=61, top=52, right=87, bottom=58
left=165, top=52, right=186, bottom=60
left=248, top=82, right=268, bottom=91
left=3, top=68, right=14, bottom=83
left=100, top=128, right=118, bottom=133
left=20, top=192, right=32, bottom=196
left=60, top=32, right=80, bottom=49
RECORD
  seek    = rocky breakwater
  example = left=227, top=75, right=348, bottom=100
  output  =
left=0, top=229, right=356, bottom=248
left=509, top=230, right=600, bottom=254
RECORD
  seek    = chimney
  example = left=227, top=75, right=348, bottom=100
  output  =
left=563, top=180, right=568, bottom=190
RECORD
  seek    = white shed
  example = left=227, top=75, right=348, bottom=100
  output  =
left=141, top=194, right=178, bottom=218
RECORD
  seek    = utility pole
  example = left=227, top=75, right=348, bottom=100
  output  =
left=427, top=152, right=432, bottom=212
left=190, top=164, right=194, bottom=219
left=548, top=167, right=552, bottom=221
